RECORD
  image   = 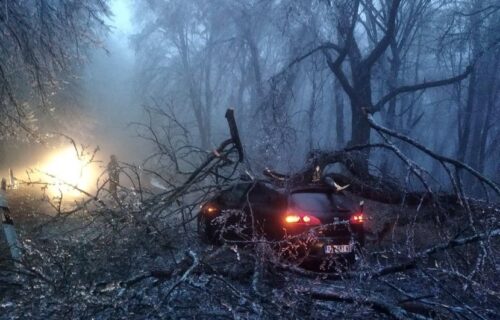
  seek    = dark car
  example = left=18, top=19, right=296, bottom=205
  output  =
left=197, top=181, right=365, bottom=265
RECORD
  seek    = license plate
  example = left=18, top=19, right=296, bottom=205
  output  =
left=324, top=244, right=352, bottom=254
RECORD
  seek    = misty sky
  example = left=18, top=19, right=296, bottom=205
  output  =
left=82, top=0, right=145, bottom=163
left=110, top=0, right=134, bottom=35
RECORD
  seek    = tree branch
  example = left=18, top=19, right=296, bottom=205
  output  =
left=324, top=50, right=357, bottom=101
left=270, top=42, right=342, bottom=81
left=366, top=113, right=500, bottom=195
left=374, top=66, right=473, bottom=111
left=372, top=228, right=500, bottom=278
left=308, top=289, right=431, bottom=320
left=363, top=0, right=401, bottom=68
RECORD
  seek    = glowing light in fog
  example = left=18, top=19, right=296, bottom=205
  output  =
left=42, top=147, right=94, bottom=197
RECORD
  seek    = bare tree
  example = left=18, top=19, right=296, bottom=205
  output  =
left=0, top=0, right=109, bottom=137
left=314, top=0, right=479, bottom=174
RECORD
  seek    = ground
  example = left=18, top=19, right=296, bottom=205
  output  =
left=0, top=186, right=497, bottom=319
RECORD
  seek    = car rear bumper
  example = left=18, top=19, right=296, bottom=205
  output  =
left=306, top=237, right=355, bottom=258
left=279, top=234, right=357, bottom=262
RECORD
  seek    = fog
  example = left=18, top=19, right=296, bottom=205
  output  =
left=2, top=0, right=499, bottom=193
left=0, top=1, right=143, bottom=182
left=82, top=2, right=143, bottom=163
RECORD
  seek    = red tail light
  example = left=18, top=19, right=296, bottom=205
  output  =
left=350, top=213, right=364, bottom=224
left=284, top=212, right=321, bottom=225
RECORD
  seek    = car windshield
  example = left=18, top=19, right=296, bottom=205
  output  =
left=290, top=192, right=337, bottom=212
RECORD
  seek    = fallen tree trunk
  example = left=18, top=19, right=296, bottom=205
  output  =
left=326, top=172, right=459, bottom=207
left=266, top=143, right=498, bottom=213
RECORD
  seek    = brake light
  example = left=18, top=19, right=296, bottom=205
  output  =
left=350, top=213, right=364, bottom=224
left=284, top=212, right=320, bottom=225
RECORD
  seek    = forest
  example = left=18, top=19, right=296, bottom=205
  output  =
left=0, top=0, right=498, bottom=319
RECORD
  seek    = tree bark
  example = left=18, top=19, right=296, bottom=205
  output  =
left=334, top=78, right=345, bottom=148
left=307, top=74, right=317, bottom=150
left=347, top=66, right=373, bottom=174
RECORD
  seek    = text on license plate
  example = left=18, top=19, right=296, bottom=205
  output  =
left=324, top=244, right=352, bottom=254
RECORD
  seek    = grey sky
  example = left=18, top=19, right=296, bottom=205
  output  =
left=110, top=0, right=134, bottom=35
